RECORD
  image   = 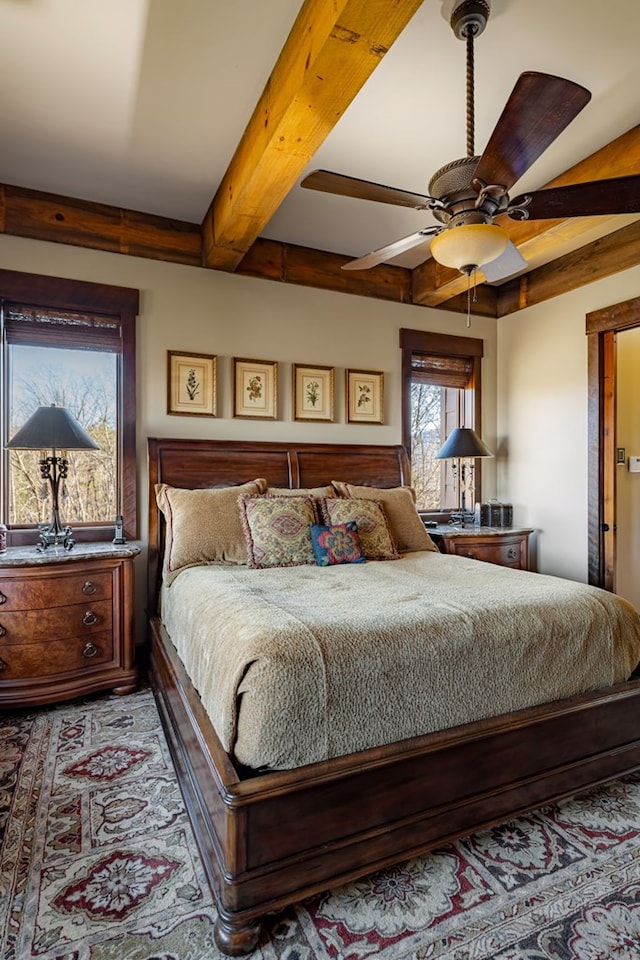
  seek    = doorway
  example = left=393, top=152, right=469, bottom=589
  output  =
left=587, top=293, right=640, bottom=591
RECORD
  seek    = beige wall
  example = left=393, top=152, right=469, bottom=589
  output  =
left=497, top=265, right=640, bottom=584
left=616, top=326, right=640, bottom=608
left=0, top=234, right=498, bottom=549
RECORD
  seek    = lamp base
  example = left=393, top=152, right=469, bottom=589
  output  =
left=36, top=523, right=75, bottom=552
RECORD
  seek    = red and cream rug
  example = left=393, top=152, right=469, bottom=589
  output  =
left=1, top=689, right=640, bottom=959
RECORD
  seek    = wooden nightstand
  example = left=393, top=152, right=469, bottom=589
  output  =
left=427, top=525, right=533, bottom=570
left=0, top=542, right=140, bottom=708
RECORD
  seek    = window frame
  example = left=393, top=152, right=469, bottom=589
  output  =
left=0, top=268, right=138, bottom=545
left=400, top=327, right=484, bottom=519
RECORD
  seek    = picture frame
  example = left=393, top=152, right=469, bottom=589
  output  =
left=167, top=351, right=217, bottom=417
left=233, top=357, right=278, bottom=419
left=346, top=368, right=384, bottom=424
left=293, top=364, right=335, bottom=422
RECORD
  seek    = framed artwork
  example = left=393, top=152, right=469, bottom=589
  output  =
left=233, top=357, right=278, bottom=419
left=293, top=364, right=335, bottom=422
left=346, top=368, right=384, bottom=424
left=167, top=351, right=217, bottom=417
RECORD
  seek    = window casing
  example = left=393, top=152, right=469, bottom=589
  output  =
left=400, top=328, right=484, bottom=517
left=0, top=269, right=138, bottom=545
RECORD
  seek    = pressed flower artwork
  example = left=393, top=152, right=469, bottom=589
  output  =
left=293, top=364, right=334, bottom=421
left=346, top=369, right=384, bottom=424
left=167, top=352, right=216, bottom=417
left=234, top=358, right=278, bottom=419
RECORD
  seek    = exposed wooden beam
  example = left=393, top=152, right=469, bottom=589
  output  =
left=238, top=237, right=413, bottom=303
left=0, top=184, right=202, bottom=266
left=497, top=219, right=640, bottom=316
left=200, top=0, right=425, bottom=271
left=412, top=124, right=640, bottom=307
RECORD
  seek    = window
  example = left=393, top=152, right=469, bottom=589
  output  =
left=1, top=269, right=138, bottom=545
left=400, top=328, right=483, bottom=515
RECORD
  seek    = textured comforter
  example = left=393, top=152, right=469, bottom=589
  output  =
left=160, top=552, right=640, bottom=771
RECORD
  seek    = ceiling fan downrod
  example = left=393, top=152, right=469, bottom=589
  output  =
left=450, top=0, right=490, bottom=157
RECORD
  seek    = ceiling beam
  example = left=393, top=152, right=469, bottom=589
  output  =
left=200, top=0, right=425, bottom=271
left=411, top=123, right=640, bottom=307
left=0, top=184, right=202, bottom=266
left=497, top=219, right=640, bottom=317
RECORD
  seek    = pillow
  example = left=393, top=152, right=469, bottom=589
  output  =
left=155, top=479, right=268, bottom=584
left=310, top=522, right=365, bottom=566
left=332, top=482, right=438, bottom=553
left=266, top=485, right=337, bottom=499
left=318, top=498, right=399, bottom=561
left=239, top=495, right=317, bottom=569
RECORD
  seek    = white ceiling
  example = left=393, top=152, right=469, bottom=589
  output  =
left=1, top=0, right=639, bottom=270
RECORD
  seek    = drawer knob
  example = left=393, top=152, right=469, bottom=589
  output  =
left=0, top=591, right=6, bottom=605
left=83, top=610, right=100, bottom=626
left=0, top=658, right=5, bottom=671
left=507, top=548, right=518, bottom=560
left=82, top=581, right=98, bottom=596
left=82, top=642, right=98, bottom=658
left=0, top=624, right=5, bottom=638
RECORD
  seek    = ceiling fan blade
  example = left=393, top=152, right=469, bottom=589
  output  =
left=342, top=228, right=440, bottom=271
left=509, top=174, right=640, bottom=220
left=481, top=241, right=528, bottom=284
left=301, top=169, right=434, bottom=211
left=474, top=72, right=591, bottom=192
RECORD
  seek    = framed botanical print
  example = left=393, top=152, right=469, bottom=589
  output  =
left=233, top=357, right=278, bottom=419
left=293, top=364, right=334, bottom=422
left=167, top=351, right=217, bottom=417
left=346, top=368, right=384, bottom=424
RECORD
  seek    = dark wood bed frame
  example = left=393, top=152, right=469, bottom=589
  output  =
left=147, top=436, right=640, bottom=955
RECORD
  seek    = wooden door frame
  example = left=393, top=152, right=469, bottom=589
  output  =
left=587, top=294, right=640, bottom=589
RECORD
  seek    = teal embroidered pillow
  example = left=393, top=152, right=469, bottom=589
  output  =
left=239, top=495, right=317, bottom=569
left=310, top=522, right=365, bottom=566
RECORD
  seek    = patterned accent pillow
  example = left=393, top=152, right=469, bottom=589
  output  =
left=331, top=482, right=438, bottom=552
left=155, top=479, right=268, bottom=584
left=318, top=498, right=399, bottom=560
left=266, top=485, right=337, bottom=499
left=310, top=522, right=365, bottom=566
left=239, top=495, right=317, bottom=569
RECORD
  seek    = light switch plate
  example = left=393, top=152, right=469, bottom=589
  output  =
left=628, top=456, right=640, bottom=473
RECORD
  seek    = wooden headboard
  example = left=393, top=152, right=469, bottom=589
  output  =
left=147, top=437, right=410, bottom=614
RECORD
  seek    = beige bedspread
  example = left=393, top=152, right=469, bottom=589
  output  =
left=160, top=552, right=640, bottom=771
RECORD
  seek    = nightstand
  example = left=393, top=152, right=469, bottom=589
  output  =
left=427, top=525, right=533, bottom=570
left=0, top=542, right=140, bottom=708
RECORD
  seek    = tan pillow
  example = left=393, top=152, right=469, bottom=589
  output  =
left=266, top=485, right=337, bottom=498
left=239, top=495, right=317, bottom=569
left=332, top=482, right=437, bottom=553
left=156, top=479, right=267, bottom=584
left=319, top=497, right=399, bottom=560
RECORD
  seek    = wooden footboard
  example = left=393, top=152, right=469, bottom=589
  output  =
left=149, top=614, right=640, bottom=955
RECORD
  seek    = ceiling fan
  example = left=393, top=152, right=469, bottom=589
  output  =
left=300, top=0, right=640, bottom=282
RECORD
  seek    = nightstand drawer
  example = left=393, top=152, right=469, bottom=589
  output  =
left=0, top=570, right=112, bottom=611
left=450, top=539, right=523, bottom=567
left=428, top=527, right=532, bottom=571
left=0, top=632, right=114, bottom=678
left=0, top=598, right=112, bottom=644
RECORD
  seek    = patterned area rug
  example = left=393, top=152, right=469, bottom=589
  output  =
left=2, top=690, right=640, bottom=959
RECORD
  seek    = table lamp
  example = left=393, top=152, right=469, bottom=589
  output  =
left=435, top=426, right=493, bottom=525
left=7, top=404, right=99, bottom=551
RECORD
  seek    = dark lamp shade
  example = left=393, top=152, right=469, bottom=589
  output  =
left=6, top=404, right=99, bottom=451
left=435, top=427, right=493, bottom=460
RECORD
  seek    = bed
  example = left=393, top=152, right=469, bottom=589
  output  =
left=147, top=437, right=640, bottom=955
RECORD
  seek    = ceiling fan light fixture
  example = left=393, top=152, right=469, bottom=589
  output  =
left=430, top=222, right=509, bottom=273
